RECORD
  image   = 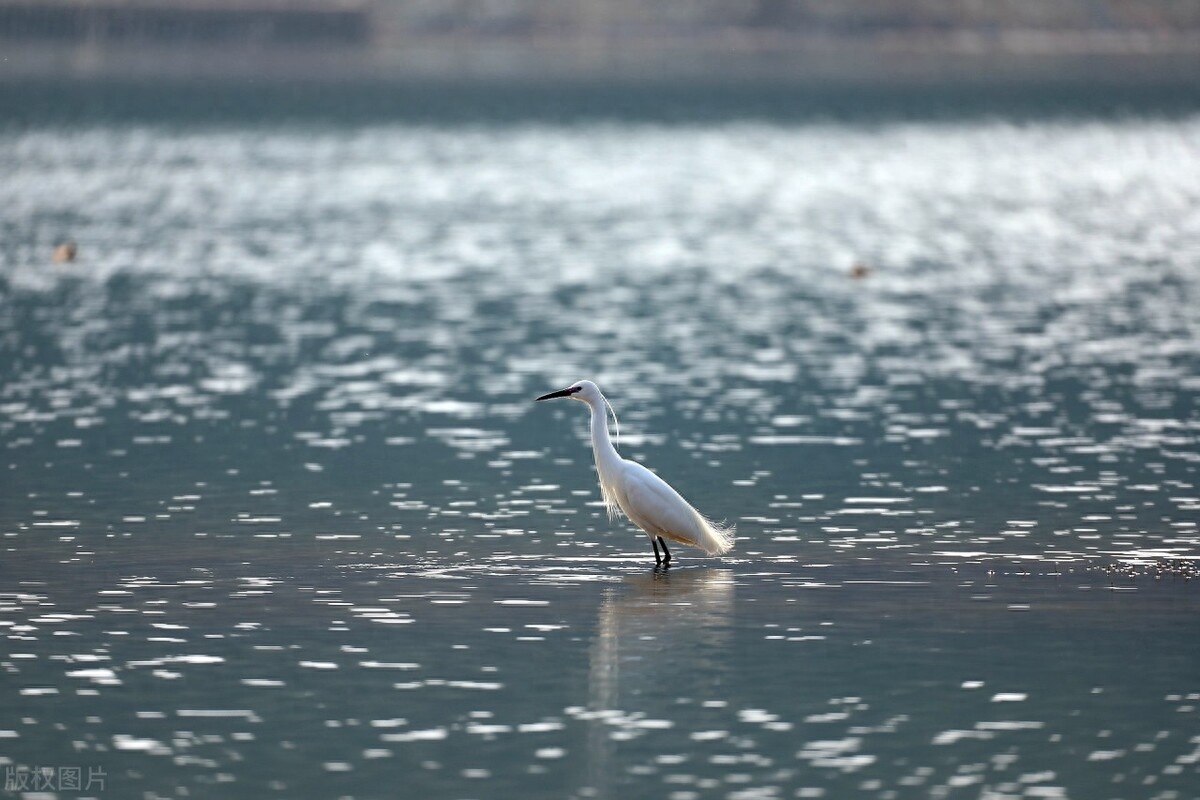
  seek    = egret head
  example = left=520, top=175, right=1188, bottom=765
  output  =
left=534, top=379, right=620, bottom=449
left=535, top=380, right=601, bottom=405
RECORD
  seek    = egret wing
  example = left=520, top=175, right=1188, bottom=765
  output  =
left=619, top=461, right=701, bottom=545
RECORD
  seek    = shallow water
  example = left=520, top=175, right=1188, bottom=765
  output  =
left=2, top=107, right=1199, bottom=799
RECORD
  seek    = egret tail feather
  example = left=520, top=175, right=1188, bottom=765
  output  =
left=697, top=514, right=736, bottom=556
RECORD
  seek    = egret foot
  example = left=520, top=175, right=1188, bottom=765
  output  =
left=652, top=537, right=670, bottom=566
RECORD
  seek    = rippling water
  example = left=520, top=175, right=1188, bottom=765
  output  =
left=2, top=104, right=1199, bottom=799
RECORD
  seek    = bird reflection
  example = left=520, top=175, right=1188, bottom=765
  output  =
left=583, top=568, right=734, bottom=797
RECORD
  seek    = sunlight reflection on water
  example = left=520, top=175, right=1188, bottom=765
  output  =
left=2, top=114, right=1199, bottom=798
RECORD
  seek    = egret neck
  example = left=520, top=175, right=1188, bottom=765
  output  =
left=588, top=394, right=621, bottom=477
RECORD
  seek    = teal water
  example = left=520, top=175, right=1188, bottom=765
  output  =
left=2, top=98, right=1199, bottom=799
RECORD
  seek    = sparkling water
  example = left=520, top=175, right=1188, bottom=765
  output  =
left=2, top=97, right=1199, bottom=799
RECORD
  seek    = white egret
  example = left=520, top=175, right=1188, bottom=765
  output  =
left=535, top=380, right=735, bottom=566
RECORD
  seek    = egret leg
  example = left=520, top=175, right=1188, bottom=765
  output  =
left=657, top=537, right=671, bottom=566
left=651, top=537, right=663, bottom=565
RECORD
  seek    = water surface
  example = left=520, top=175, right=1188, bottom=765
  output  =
left=2, top=104, right=1199, bottom=799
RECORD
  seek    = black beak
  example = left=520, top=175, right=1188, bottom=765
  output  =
left=535, top=387, right=577, bottom=401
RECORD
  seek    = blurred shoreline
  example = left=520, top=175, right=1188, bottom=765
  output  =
left=2, top=0, right=1199, bottom=89
left=5, top=36, right=1200, bottom=89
